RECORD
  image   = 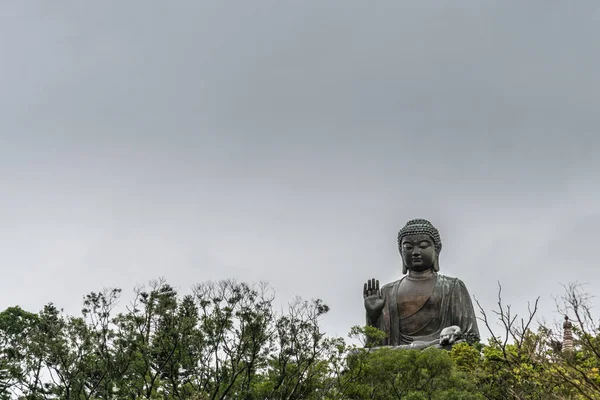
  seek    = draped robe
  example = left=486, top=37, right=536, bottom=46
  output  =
left=367, top=273, right=479, bottom=346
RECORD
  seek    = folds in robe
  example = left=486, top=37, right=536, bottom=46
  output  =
left=366, top=274, right=480, bottom=346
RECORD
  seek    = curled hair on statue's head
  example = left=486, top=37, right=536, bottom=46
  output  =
left=397, top=218, right=442, bottom=274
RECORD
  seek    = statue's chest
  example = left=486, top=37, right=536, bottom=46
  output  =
left=396, top=278, right=438, bottom=319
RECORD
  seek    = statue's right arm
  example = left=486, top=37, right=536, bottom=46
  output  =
left=365, top=311, right=377, bottom=327
left=365, top=301, right=384, bottom=325
left=363, top=278, right=385, bottom=326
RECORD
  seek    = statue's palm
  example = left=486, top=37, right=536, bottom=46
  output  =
left=363, top=278, right=384, bottom=319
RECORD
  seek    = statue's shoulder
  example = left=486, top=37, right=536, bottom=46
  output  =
left=381, top=279, right=402, bottom=292
left=436, top=274, right=463, bottom=285
left=437, top=274, right=471, bottom=292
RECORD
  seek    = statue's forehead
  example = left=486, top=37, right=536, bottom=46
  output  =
left=401, top=234, right=432, bottom=243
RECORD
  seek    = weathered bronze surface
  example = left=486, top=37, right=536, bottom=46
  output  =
left=363, top=219, right=479, bottom=348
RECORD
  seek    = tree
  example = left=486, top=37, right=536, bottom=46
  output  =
left=7, top=278, right=600, bottom=399
left=338, top=344, right=483, bottom=399
left=0, top=279, right=339, bottom=399
left=472, top=282, right=598, bottom=399
left=0, top=306, right=42, bottom=399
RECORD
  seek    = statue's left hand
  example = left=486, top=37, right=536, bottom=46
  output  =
left=439, top=325, right=462, bottom=346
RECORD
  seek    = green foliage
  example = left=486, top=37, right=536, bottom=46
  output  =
left=0, top=280, right=344, bottom=399
left=341, top=346, right=483, bottom=400
left=348, top=324, right=387, bottom=348
left=3, top=280, right=600, bottom=399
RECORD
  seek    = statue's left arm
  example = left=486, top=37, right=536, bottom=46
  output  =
left=450, top=279, right=480, bottom=344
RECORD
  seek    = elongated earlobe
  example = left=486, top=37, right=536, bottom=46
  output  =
left=399, top=246, right=407, bottom=274
left=433, top=254, right=440, bottom=272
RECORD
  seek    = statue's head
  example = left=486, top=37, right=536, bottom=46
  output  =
left=397, top=219, right=442, bottom=274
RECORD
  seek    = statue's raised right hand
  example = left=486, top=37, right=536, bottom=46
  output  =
left=363, top=278, right=385, bottom=319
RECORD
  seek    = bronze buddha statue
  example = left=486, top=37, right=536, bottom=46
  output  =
left=363, top=219, right=479, bottom=348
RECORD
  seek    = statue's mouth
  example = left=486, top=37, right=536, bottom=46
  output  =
left=412, top=258, right=423, bottom=263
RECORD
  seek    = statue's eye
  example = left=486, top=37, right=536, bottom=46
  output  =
left=419, top=241, right=431, bottom=248
left=403, top=244, right=413, bottom=250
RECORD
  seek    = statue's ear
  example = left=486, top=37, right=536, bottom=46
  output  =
left=433, top=254, right=440, bottom=272
left=399, top=246, right=408, bottom=274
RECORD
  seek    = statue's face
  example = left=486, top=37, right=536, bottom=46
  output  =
left=401, top=234, right=436, bottom=272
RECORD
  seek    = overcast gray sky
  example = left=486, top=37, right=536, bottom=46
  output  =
left=1, top=1, right=599, bottom=339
